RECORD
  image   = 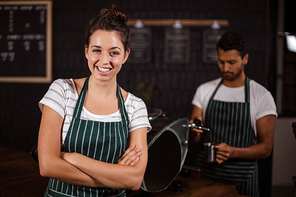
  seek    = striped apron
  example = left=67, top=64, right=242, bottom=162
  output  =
left=197, top=77, right=259, bottom=197
left=44, top=76, right=129, bottom=197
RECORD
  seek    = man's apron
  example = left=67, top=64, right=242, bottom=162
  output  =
left=44, top=76, right=129, bottom=197
left=197, top=77, right=259, bottom=197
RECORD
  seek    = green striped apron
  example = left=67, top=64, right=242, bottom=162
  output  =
left=197, top=77, right=259, bottom=197
left=44, top=76, right=129, bottom=197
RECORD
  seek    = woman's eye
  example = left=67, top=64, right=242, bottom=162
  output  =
left=92, top=49, right=100, bottom=53
left=111, top=51, right=120, bottom=56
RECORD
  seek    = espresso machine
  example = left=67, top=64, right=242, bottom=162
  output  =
left=188, top=119, right=216, bottom=163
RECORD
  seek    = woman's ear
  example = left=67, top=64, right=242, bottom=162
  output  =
left=84, top=45, right=89, bottom=59
left=122, top=49, right=130, bottom=64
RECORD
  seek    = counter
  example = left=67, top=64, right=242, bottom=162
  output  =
left=128, top=167, right=249, bottom=197
left=0, top=147, right=248, bottom=197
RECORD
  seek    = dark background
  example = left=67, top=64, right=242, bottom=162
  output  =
left=0, top=0, right=292, bottom=196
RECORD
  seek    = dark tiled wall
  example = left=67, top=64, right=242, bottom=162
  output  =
left=0, top=1, right=277, bottom=196
left=0, top=0, right=276, bottom=151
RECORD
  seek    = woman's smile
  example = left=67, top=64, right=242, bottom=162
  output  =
left=96, top=66, right=112, bottom=75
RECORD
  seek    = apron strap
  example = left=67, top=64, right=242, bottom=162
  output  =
left=117, top=84, right=129, bottom=126
left=210, top=76, right=250, bottom=103
left=73, top=76, right=129, bottom=126
left=209, top=78, right=223, bottom=101
left=73, top=76, right=89, bottom=118
left=244, top=76, right=250, bottom=103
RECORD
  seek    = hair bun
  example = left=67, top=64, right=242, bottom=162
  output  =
left=85, top=5, right=130, bottom=51
left=100, top=5, right=128, bottom=25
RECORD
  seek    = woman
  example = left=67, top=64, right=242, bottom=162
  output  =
left=38, top=5, right=151, bottom=197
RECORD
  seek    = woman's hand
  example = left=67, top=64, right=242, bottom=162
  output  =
left=118, top=145, right=141, bottom=166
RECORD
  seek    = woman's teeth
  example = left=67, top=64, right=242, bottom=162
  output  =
left=98, top=67, right=111, bottom=72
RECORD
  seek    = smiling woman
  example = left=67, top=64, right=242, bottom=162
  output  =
left=37, top=5, right=151, bottom=197
left=85, top=30, right=129, bottom=84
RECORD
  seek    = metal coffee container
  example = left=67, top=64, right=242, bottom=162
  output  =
left=188, top=119, right=216, bottom=162
left=204, top=142, right=216, bottom=162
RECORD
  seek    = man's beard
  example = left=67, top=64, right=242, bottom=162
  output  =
left=221, top=64, right=244, bottom=81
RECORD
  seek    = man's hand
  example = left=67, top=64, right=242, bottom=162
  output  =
left=189, top=119, right=204, bottom=135
left=215, top=143, right=233, bottom=164
left=117, top=145, right=142, bottom=166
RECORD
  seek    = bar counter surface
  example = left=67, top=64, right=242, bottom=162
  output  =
left=0, top=147, right=249, bottom=197
left=128, top=167, right=249, bottom=197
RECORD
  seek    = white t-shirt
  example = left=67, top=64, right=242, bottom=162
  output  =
left=192, top=77, right=277, bottom=136
left=39, top=79, right=152, bottom=143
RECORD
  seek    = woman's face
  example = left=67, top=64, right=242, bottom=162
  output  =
left=85, top=30, right=129, bottom=83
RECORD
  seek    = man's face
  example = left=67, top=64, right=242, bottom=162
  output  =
left=217, top=48, right=248, bottom=82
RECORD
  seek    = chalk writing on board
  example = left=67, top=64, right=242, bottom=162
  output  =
left=164, top=28, right=190, bottom=64
left=202, top=28, right=225, bottom=64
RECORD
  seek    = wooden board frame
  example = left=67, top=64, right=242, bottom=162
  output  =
left=0, top=1, right=52, bottom=83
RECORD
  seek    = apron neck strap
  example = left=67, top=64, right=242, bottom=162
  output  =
left=117, top=84, right=129, bottom=126
left=209, top=78, right=223, bottom=100
left=73, top=76, right=129, bottom=125
left=244, top=76, right=250, bottom=103
left=73, top=76, right=89, bottom=118
left=210, top=76, right=250, bottom=103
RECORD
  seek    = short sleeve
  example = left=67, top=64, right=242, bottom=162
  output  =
left=128, top=95, right=152, bottom=133
left=191, top=78, right=221, bottom=111
left=256, top=91, right=277, bottom=119
left=38, top=79, right=67, bottom=118
left=192, top=86, right=203, bottom=109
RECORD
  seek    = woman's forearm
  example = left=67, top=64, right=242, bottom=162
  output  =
left=39, top=153, right=106, bottom=188
left=38, top=106, right=106, bottom=188
left=63, top=151, right=147, bottom=191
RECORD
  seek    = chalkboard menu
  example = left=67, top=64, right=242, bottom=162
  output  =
left=128, top=27, right=152, bottom=63
left=164, top=27, right=190, bottom=64
left=202, top=28, right=225, bottom=64
left=0, top=1, right=52, bottom=83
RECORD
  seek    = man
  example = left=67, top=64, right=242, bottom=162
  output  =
left=190, top=31, right=277, bottom=197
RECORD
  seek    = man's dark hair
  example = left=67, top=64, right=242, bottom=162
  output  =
left=216, top=31, right=248, bottom=59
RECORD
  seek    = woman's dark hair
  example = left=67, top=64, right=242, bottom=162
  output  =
left=85, top=5, right=130, bottom=52
left=216, top=31, right=248, bottom=59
